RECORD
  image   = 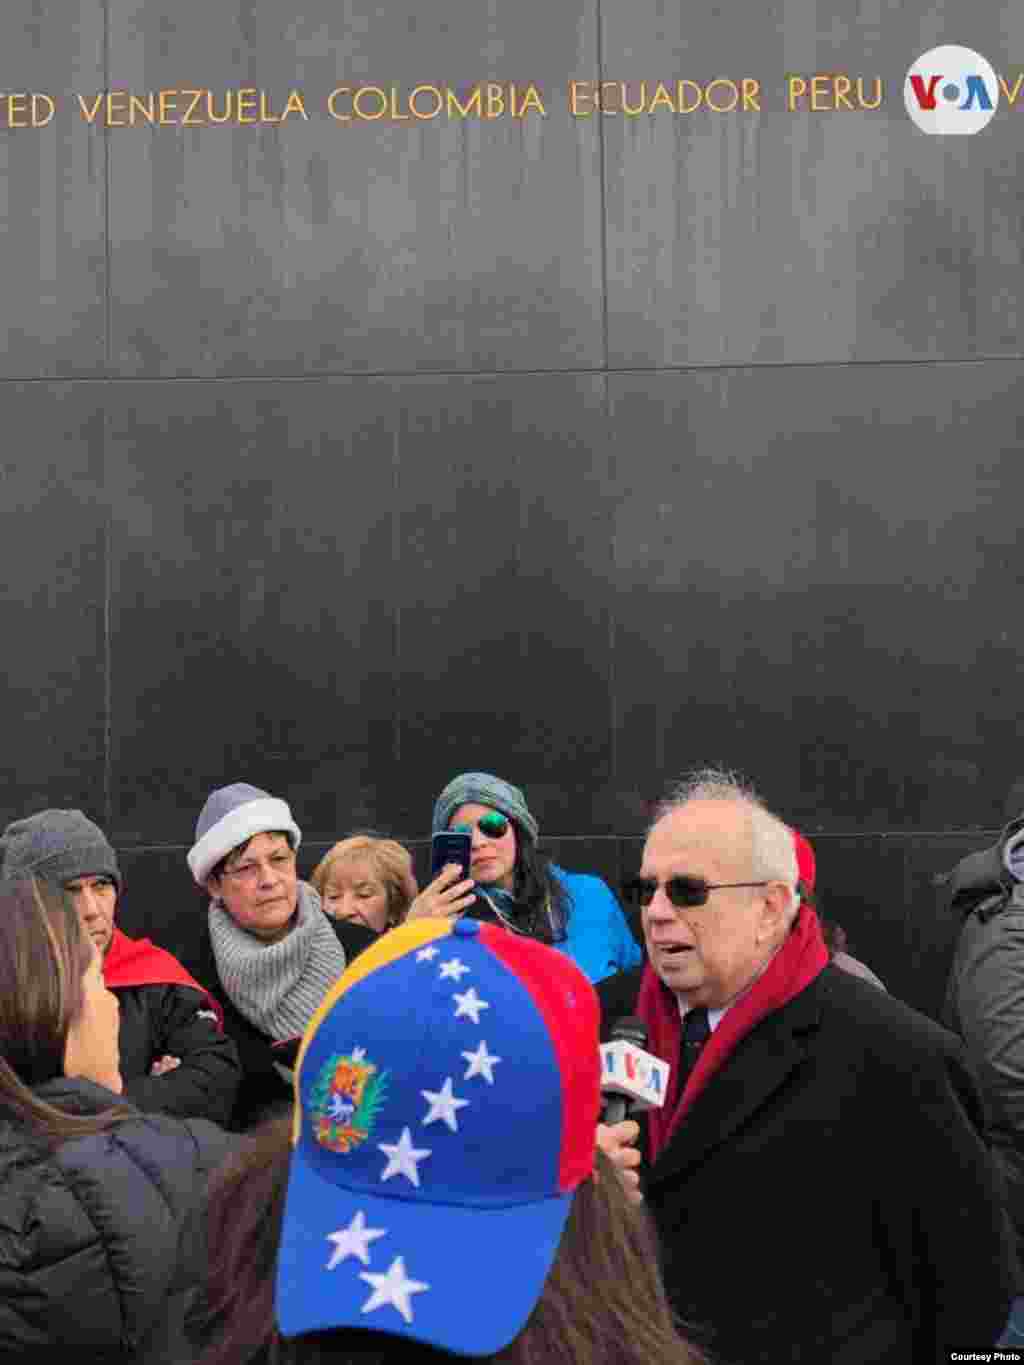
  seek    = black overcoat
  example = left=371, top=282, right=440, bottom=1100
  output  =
left=599, top=962, right=1016, bottom=1364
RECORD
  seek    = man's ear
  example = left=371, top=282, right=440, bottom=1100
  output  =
left=205, top=874, right=221, bottom=899
left=757, top=882, right=792, bottom=944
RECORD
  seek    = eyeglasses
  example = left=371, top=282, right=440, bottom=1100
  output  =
left=223, top=850, right=296, bottom=885
left=452, top=812, right=509, bottom=840
left=621, top=876, right=770, bottom=909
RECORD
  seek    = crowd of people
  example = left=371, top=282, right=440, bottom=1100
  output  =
left=0, top=764, right=1020, bottom=1361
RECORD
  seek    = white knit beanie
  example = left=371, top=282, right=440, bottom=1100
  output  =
left=188, top=782, right=301, bottom=885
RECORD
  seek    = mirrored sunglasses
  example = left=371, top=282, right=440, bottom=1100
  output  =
left=452, top=811, right=510, bottom=840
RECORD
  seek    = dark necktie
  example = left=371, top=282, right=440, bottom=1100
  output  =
left=680, top=1007, right=711, bottom=1087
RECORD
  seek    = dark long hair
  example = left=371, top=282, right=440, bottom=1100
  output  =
left=0, top=877, right=132, bottom=1143
left=198, top=1121, right=706, bottom=1365
left=508, top=823, right=570, bottom=945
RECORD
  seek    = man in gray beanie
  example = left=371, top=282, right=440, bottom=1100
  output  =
left=0, top=810, right=122, bottom=918
left=0, top=808, right=240, bottom=1126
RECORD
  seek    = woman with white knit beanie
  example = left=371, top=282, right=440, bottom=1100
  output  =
left=188, top=783, right=376, bottom=1128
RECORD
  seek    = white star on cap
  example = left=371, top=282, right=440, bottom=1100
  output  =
left=378, top=1127, right=432, bottom=1187
left=438, top=957, right=471, bottom=982
left=452, top=986, right=490, bottom=1025
left=325, top=1211, right=387, bottom=1269
left=421, top=1077, right=469, bottom=1131
left=359, top=1255, right=430, bottom=1324
left=350, top=1047, right=367, bottom=1062
left=462, top=1039, right=501, bottom=1084
left=416, top=945, right=440, bottom=962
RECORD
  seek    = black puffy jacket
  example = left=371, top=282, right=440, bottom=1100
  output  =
left=0, top=1077, right=233, bottom=1361
left=117, top=981, right=241, bottom=1125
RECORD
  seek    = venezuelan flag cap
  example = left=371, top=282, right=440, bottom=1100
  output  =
left=275, top=916, right=601, bottom=1356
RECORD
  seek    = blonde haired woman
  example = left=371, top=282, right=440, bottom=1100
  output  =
left=311, top=835, right=418, bottom=933
left=312, top=833, right=478, bottom=935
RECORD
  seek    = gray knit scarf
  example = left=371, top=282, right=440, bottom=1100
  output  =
left=208, top=881, right=347, bottom=1042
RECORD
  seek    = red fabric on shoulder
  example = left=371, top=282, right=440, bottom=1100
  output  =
left=637, top=905, right=828, bottom=1162
left=104, top=927, right=224, bottom=1029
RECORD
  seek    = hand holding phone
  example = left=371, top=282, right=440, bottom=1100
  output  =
left=405, top=837, right=476, bottom=923
left=406, top=864, right=477, bottom=922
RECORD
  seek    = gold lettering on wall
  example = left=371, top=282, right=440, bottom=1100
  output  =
left=518, top=84, right=546, bottom=116
left=325, top=82, right=545, bottom=122
left=447, top=86, right=482, bottom=118
left=327, top=87, right=352, bottom=121
left=71, top=88, right=310, bottom=126
left=107, top=90, right=130, bottom=125
left=77, top=93, right=104, bottom=123
left=1, top=92, right=56, bottom=126
left=410, top=85, right=443, bottom=120
left=2, top=74, right=915, bottom=133
left=181, top=91, right=205, bottom=125
left=130, top=92, right=156, bottom=124
left=568, top=78, right=760, bottom=115
left=787, top=74, right=883, bottom=111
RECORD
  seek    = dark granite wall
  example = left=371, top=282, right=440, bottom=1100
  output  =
left=3, top=2, right=1022, bottom=1018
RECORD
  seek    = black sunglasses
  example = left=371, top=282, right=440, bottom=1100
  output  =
left=452, top=811, right=509, bottom=840
left=621, top=876, right=770, bottom=909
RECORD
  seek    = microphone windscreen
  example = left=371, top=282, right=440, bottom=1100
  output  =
left=610, top=1015, right=648, bottom=1049
left=600, top=1026, right=670, bottom=1112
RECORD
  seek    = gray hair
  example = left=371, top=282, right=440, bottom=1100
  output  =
left=653, top=767, right=800, bottom=928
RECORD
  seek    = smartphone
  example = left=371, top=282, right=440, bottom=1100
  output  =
left=430, top=830, right=472, bottom=883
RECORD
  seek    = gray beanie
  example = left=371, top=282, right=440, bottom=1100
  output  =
left=188, top=782, right=302, bottom=885
left=431, top=772, right=539, bottom=843
left=0, top=809, right=121, bottom=890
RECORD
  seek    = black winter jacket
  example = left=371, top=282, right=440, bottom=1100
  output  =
left=191, top=913, right=377, bottom=1130
left=117, top=981, right=241, bottom=1125
left=942, top=815, right=1024, bottom=1272
left=0, top=1077, right=233, bottom=1361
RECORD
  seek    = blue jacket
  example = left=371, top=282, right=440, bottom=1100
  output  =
left=550, top=865, right=642, bottom=983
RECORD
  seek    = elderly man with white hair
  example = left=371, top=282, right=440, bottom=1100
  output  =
left=599, top=767, right=1015, bottom=1365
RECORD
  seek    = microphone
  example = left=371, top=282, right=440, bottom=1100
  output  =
left=600, top=1016, right=670, bottom=1126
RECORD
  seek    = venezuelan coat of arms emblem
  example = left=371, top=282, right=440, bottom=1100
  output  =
left=310, top=1051, right=389, bottom=1153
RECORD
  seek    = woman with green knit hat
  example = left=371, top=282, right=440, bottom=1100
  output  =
left=430, top=771, right=641, bottom=983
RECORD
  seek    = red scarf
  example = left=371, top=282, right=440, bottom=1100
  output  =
left=104, top=927, right=224, bottom=1029
left=637, top=905, right=828, bottom=1162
